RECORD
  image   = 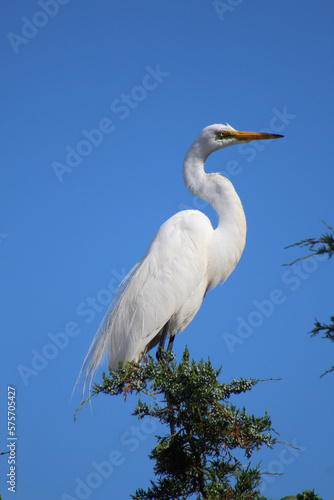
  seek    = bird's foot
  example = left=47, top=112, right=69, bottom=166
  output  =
left=156, top=347, right=169, bottom=366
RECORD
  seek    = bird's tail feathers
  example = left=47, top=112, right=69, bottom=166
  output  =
left=73, top=263, right=140, bottom=401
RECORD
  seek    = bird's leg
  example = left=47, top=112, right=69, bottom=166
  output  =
left=156, top=323, right=175, bottom=436
left=167, top=334, right=175, bottom=353
left=156, top=322, right=169, bottom=364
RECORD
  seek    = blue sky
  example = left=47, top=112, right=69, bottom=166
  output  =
left=1, top=2, right=334, bottom=499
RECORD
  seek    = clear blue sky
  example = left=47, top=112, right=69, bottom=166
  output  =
left=1, top=2, right=334, bottom=499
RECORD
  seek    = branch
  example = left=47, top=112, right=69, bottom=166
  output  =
left=309, top=316, right=334, bottom=377
left=283, top=221, right=334, bottom=265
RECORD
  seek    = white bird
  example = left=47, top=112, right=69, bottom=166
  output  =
left=79, top=123, right=282, bottom=392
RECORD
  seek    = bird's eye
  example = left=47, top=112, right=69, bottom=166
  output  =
left=217, top=130, right=230, bottom=139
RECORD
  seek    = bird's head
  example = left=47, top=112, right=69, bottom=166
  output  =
left=193, top=123, right=283, bottom=157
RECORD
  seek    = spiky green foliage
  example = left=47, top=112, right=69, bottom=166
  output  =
left=295, top=489, right=323, bottom=500
left=281, top=491, right=323, bottom=500
left=82, top=348, right=277, bottom=499
left=284, top=221, right=334, bottom=264
left=310, top=316, right=334, bottom=376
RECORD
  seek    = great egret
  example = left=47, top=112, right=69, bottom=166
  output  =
left=79, top=123, right=283, bottom=391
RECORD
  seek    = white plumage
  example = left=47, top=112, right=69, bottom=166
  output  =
left=78, top=123, right=282, bottom=392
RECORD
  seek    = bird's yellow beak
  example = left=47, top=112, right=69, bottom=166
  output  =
left=232, top=130, right=284, bottom=141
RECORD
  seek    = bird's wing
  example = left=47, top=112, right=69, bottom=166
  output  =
left=80, top=210, right=213, bottom=391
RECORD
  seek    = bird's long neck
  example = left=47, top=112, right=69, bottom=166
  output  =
left=183, top=143, right=247, bottom=283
